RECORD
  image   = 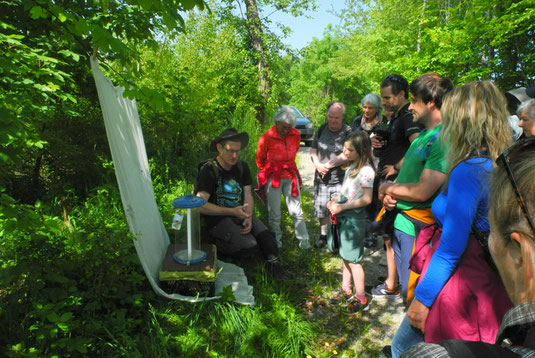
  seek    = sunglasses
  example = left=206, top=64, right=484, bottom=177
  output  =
left=496, top=137, right=535, bottom=233
left=385, top=74, right=404, bottom=84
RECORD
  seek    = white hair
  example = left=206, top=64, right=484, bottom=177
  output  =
left=274, top=106, right=296, bottom=127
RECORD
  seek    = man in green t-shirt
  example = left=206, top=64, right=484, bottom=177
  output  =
left=372, top=73, right=454, bottom=302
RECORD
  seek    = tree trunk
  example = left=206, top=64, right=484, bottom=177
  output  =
left=244, top=0, right=271, bottom=123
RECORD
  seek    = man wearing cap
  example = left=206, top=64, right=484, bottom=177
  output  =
left=195, top=128, right=282, bottom=271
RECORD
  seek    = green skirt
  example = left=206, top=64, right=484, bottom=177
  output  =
left=327, top=209, right=366, bottom=263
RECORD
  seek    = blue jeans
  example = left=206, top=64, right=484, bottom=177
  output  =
left=392, top=229, right=416, bottom=301
left=391, top=311, right=424, bottom=358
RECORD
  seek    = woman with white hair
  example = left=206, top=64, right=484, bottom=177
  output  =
left=351, top=93, right=384, bottom=133
left=518, top=99, right=535, bottom=138
left=255, top=106, right=310, bottom=249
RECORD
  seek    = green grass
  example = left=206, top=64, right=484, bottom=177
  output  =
left=0, top=178, right=394, bottom=357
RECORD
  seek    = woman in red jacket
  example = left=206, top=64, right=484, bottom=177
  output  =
left=256, top=106, right=310, bottom=249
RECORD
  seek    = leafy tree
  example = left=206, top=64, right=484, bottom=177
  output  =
left=287, top=30, right=367, bottom=125
left=334, top=0, right=534, bottom=90
left=0, top=0, right=206, bottom=201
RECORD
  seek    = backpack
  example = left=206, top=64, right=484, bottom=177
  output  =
left=194, top=158, right=244, bottom=194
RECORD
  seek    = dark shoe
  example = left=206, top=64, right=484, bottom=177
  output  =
left=371, top=282, right=401, bottom=299
left=382, top=345, right=392, bottom=358
left=364, top=234, right=377, bottom=248
left=267, top=260, right=286, bottom=279
left=314, top=235, right=327, bottom=249
left=328, top=289, right=352, bottom=306
left=344, top=296, right=369, bottom=315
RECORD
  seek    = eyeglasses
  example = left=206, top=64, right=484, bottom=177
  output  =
left=222, top=147, right=241, bottom=155
left=496, top=137, right=535, bottom=233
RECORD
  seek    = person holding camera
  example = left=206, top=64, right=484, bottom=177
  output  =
left=369, top=74, right=423, bottom=298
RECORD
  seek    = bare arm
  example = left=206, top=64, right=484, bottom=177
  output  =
left=408, top=132, right=420, bottom=143
left=325, top=152, right=348, bottom=168
left=328, top=188, right=373, bottom=215
left=240, top=186, right=254, bottom=234
left=242, top=186, right=254, bottom=216
left=310, top=147, right=329, bottom=177
left=379, top=168, right=446, bottom=203
left=196, top=191, right=250, bottom=220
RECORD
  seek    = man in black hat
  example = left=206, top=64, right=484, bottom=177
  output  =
left=195, top=128, right=282, bottom=272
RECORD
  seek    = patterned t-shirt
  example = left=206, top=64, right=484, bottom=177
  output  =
left=338, top=163, right=375, bottom=212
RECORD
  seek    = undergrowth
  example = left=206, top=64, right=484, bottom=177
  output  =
left=1, top=135, right=391, bottom=357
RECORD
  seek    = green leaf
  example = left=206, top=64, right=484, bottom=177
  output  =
left=59, top=312, right=73, bottom=323
left=46, top=312, right=60, bottom=323
left=29, top=6, right=44, bottom=19
left=57, top=323, right=69, bottom=332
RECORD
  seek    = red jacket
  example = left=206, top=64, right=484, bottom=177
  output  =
left=255, top=125, right=302, bottom=203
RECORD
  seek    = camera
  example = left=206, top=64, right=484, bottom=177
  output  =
left=372, top=121, right=390, bottom=157
left=372, top=121, right=390, bottom=141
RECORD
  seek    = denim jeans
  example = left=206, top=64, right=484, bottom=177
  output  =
left=392, top=229, right=416, bottom=301
left=391, top=311, right=424, bottom=358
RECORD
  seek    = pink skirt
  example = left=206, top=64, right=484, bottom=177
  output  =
left=410, top=224, right=513, bottom=344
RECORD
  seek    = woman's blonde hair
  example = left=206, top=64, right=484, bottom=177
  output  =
left=440, top=81, right=512, bottom=175
left=342, top=130, right=374, bottom=177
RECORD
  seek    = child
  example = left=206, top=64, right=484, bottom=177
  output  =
left=326, top=130, right=375, bottom=315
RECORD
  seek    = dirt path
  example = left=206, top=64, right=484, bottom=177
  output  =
left=296, top=145, right=405, bottom=351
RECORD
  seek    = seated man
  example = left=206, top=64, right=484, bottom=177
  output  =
left=195, top=128, right=282, bottom=272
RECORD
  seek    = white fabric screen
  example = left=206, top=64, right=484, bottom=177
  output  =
left=90, top=57, right=254, bottom=305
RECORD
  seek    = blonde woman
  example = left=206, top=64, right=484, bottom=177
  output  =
left=402, top=137, right=535, bottom=357
left=392, top=81, right=515, bottom=356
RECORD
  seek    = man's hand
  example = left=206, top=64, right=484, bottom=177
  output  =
left=381, top=194, right=397, bottom=210
left=240, top=216, right=252, bottom=234
left=233, top=204, right=252, bottom=220
left=379, top=182, right=397, bottom=209
left=408, top=298, right=430, bottom=333
left=382, top=164, right=398, bottom=179
left=371, top=136, right=385, bottom=149
left=314, top=162, right=329, bottom=177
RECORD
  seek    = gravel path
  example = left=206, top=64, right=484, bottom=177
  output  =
left=296, top=145, right=406, bottom=351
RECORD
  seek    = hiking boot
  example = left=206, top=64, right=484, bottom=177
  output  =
left=328, top=289, right=352, bottom=306
left=314, top=235, right=327, bottom=249
left=382, top=345, right=392, bottom=358
left=344, top=296, right=370, bottom=315
left=371, top=282, right=401, bottom=299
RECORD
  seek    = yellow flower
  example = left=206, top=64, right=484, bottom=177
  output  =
left=324, top=342, right=330, bottom=347
left=333, top=350, right=338, bottom=355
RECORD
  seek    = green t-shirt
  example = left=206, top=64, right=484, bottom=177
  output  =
left=394, top=124, right=447, bottom=235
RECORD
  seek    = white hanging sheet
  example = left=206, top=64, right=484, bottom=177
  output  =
left=90, top=57, right=254, bottom=305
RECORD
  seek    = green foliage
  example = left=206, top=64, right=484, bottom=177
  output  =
left=0, top=0, right=207, bottom=203
left=0, top=188, right=152, bottom=356
left=287, top=31, right=367, bottom=125
left=328, top=0, right=534, bottom=92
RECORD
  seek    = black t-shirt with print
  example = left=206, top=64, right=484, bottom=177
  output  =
left=195, top=158, right=252, bottom=227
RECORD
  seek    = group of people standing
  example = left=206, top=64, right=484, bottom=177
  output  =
left=192, top=73, right=535, bottom=356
